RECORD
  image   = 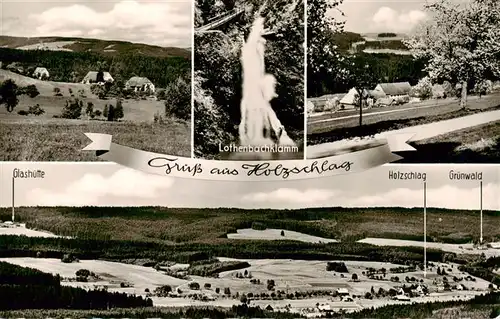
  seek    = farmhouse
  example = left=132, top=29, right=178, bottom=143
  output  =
left=33, top=67, right=49, bottom=80
left=372, top=82, right=412, bottom=98
left=81, top=71, right=114, bottom=84
left=125, top=76, right=156, bottom=93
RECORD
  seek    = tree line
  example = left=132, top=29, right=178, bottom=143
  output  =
left=0, top=235, right=455, bottom=266
left=0, top=48, right=190, bottom=89
left=0, top=262, right=151, bottom=310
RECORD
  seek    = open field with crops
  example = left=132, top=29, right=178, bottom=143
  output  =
left=0, top=256, right=494, bottom=316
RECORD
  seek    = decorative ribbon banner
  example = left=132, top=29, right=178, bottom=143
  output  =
left=83, top=133, right=416, bottom=181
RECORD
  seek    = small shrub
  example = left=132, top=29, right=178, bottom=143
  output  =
left=113, top=99, right=124, bottom=121
left=93, top=109, right=102, bottom=117
left=61, top=98, right=83, bottom=119
left=107, top=104, right=115, bottom=121
left=76, top=276, right=88, bottom=282
left=189, top=282, right=200, bottom=290
left=28, top=104, right=45, bottom=116
left=75, top=269, right=91, bottom=277
left=61, top=254, right=77, bottom=263
left=91, top=84, right=107, bottom=99
left=24, top=85, right=40, bottom=98
left=85, top=102, right=94, bottom=117
left=17, top=110, right=29, bottom=116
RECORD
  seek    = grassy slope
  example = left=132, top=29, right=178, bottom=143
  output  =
left=0, top=36, right=190, bottom=59
left=0, top=119, right=191, bottom=161
left=0, top=71, right=191, bottom=161
left=1, top=206, right=499, bottom=244
left=397, top=121, right=500, bottom=163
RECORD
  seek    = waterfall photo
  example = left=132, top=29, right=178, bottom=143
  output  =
left=193, top=0, right=305, bottom=160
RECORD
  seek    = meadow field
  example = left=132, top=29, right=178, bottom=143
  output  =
left=0, top=70, right=191, bottom=160
left=399, top=121, right=500, bottom=163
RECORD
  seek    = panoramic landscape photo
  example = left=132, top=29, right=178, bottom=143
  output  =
left=193, top=0, right=305, bottom=160
left=0, top=162, right=499, bottom=318
left=307, top=0, right=500, bottom=163
left=0, top=0, right=192, bottom=161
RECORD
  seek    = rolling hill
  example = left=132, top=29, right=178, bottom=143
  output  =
left=0, top=36, right=191, bottom=89
left=0, top=36, right=190, bottom=59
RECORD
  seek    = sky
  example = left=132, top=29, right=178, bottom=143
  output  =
left=334, top=0, right=469, bottom=34
left=0, top=162, right=498, bottom=210
left=0, top=0, right=192, bottom=47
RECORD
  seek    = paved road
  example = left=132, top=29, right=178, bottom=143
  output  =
left=309, top=103, right=443, bottom=124
left=308, top=93, right=500, bottom=134
left=306, top=109, right=500, bottom=158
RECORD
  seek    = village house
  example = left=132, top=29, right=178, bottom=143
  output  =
left=125, top=76, right=156, bottom=93
left=81, top=71, right=114, bottom=84
left=372, top=82, right=412, bottom=98
left=33, top=67, right=49, bottom=80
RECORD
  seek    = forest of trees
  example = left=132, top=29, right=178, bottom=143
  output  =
left=0, top=262, right=151, bottom=310
left=0, top=234, right=454, bottom=267
left=194, top=0, right=304, bottom=158
left=0, top=48, right=190, bottom=89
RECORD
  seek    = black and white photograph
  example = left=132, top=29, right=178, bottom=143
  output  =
left=0, top=0, right=192, bottom=161
left=0, top=162, right=499, bottom=317
left=307, top=0, right=500, bottom=163
left=193, top=0, right=305, bottom=160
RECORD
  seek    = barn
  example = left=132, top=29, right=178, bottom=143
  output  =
left=81, top=71, right=114, bottom=84
left=372, top=82, right=412, bottom=98
left=33, top=67, right=49, bottom=80
left=125, top=76, right=156, bottom=93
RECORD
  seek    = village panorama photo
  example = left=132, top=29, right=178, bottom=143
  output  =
left=0, top=0, right=192, bottom=161
left=306, top=0, right=500, bottom=163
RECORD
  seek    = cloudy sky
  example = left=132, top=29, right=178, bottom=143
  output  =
left=0, top=0, right=192, bottom=47
left=0, top=163, right=498, bottom=211
left=335, top=0, right=469, bottom=34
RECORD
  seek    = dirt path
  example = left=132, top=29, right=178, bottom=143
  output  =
left=307, top=110, right=500, bottom=158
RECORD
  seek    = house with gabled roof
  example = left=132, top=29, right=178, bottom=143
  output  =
left=33, top=67, right=49, bottom=80
left=373, top=82, right=412, bottom=98
left=125, top=76, right=155, bottom=93
left=81, top=71, right=114, bottom=84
